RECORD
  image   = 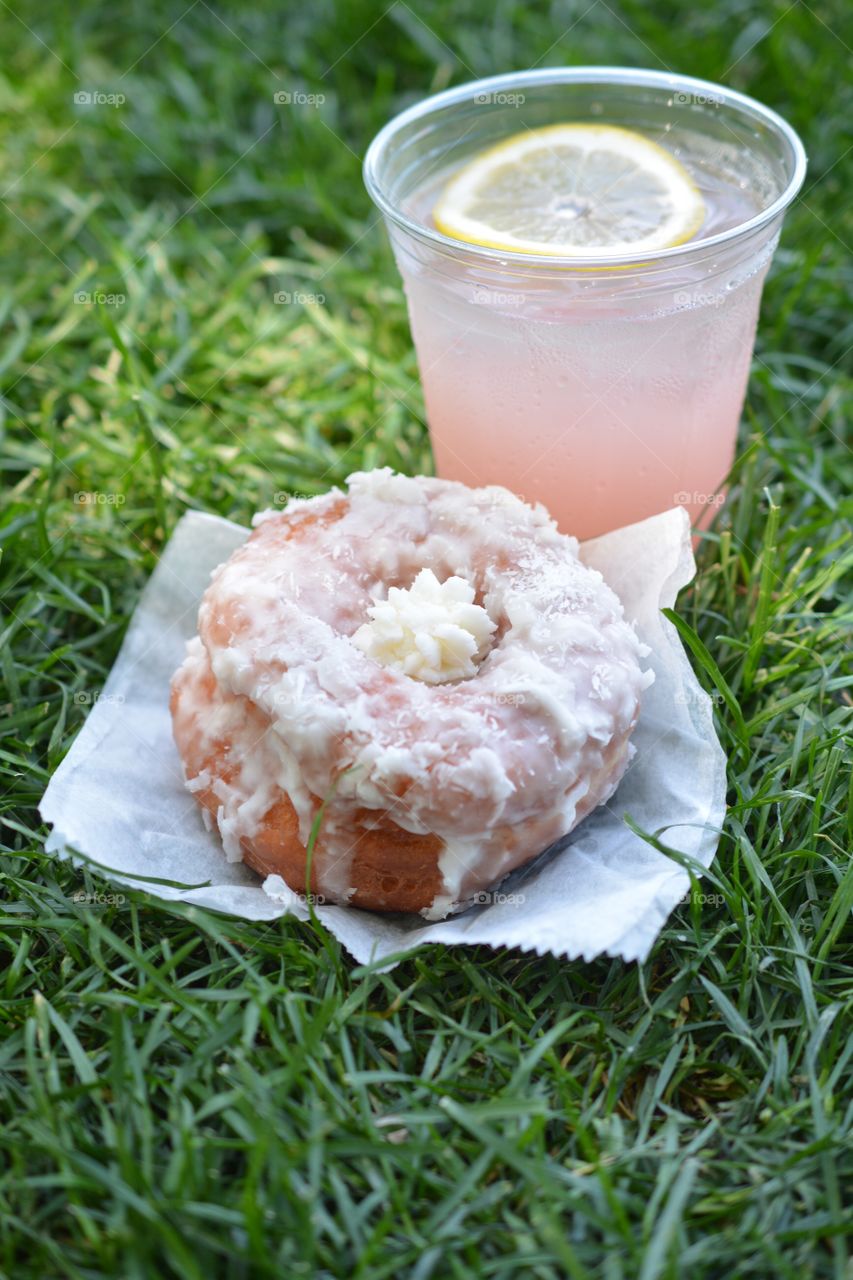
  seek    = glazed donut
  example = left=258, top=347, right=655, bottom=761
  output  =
left=170, top=469, right=653, bottom=918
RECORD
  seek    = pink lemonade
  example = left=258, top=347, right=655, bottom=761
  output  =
left=365, top=70, right=806, bottom=540
left=402, top=145, right=766, bottom=539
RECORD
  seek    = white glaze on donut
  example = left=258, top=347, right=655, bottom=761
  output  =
left=172, top=468, right=654, bottom=916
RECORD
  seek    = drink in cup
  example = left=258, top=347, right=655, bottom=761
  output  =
left=364, top=68, right=806, bottom=540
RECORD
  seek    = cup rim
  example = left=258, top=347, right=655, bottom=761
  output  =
left=363, top=66, right=807, bottom=269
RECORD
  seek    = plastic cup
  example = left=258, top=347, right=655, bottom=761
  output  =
left=364, top=67, right=806, bottom=539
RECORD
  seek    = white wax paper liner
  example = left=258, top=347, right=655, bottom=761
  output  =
left=40, top=506, right=726, bottom=967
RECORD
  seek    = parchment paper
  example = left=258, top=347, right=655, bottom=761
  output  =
left=40, top=506, right=727, bottom=967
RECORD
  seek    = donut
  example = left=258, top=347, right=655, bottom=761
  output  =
left=170, top=469, right=653, bottom=918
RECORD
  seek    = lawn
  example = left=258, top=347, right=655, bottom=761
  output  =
left=0, top=1, right=851, bottom=1276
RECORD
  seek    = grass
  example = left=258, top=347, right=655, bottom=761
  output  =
left=0, top=0, right=851, bottom=1276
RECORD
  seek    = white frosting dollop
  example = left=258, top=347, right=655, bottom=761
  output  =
left=351, top=568, right=496, bottom=684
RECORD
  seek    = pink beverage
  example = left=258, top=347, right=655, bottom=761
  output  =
left=365, top=69, right=806, bottom=540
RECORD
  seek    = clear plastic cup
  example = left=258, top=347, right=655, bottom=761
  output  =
left=364, top=67, right=806, bottom=539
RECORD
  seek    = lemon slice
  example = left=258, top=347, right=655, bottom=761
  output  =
left=433, top=124, right=705, bottom=257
